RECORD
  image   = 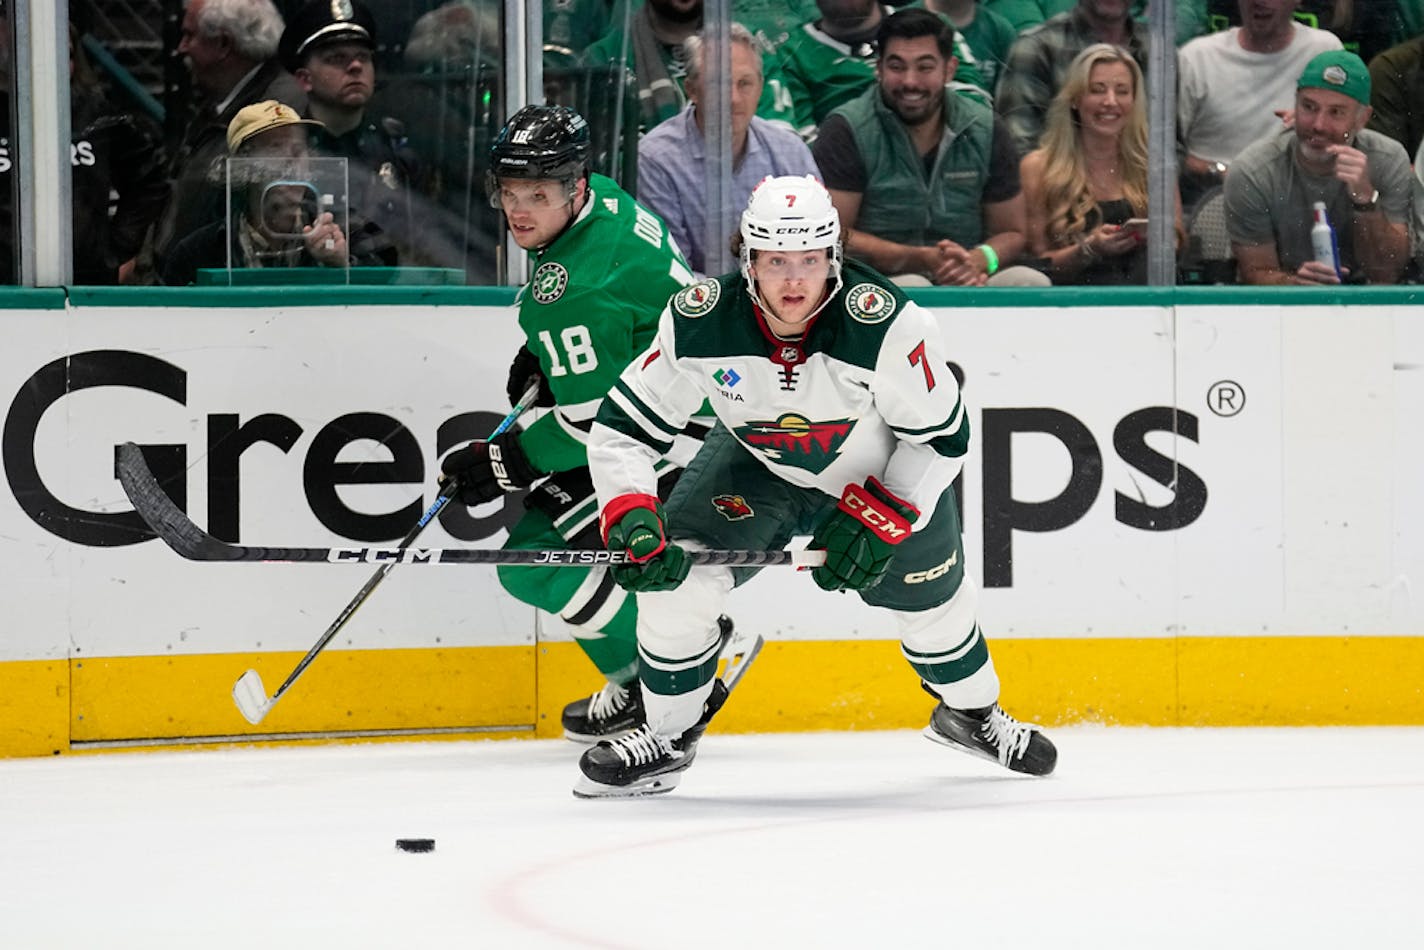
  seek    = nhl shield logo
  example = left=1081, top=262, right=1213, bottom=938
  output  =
left=712, top=493, right=755, bottom=521
left=531, top=262, right=569, bottom=303
left=845, top=283, right=894, bottom=324
left=673, top=279, right=720, bottom=318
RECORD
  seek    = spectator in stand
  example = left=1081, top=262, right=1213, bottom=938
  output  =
left=1020, top=43, right=1180, bottom=285
left=1367, top=33, right=1424, bottom=158
left=923, top=0, right=1020, bottom=96
left=984, top=0, right=1074, bottom=32
left=154, top=0, right=305, bottom=269
left=996, top=0, right=1150, bottom=156
left=1177, top=0, right=1341, bottom=209
left=280, top=0, right=445, bottom=268
left=161, top=100, right=394, bottom=285
left=1225, top=50, right=1412, bottom=285
left=69, top=24, right=171, bottom=284
left=637, top=23, right=820, bottom=275
left=778, top=0, right=991, bottom=143
left=1204, top=0, right=1407, bottom=65
left=812, top=9, right=1044, bottom=285
left=582, top=0, right=797, bottom=131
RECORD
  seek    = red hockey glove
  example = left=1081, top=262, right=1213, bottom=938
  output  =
left=809, top=478, right=918, bottom=591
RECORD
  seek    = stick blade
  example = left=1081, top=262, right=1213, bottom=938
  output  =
left=233, top=669, right=273, bottom=724
left=718, top=624, right=765, bottom=694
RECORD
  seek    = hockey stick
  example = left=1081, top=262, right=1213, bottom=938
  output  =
left=229, top=383, right=546, bottom=724
left=116, top=441, right=824, bottom=570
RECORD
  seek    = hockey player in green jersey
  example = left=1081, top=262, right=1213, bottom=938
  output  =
left=439, top=105, right=737, bottom=742
left=575, top=174, right=1057, bottom=797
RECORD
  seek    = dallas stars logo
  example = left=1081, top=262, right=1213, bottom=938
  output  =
left=531, top=262, right=569, bottom=304
left=845, top=283, right=894, bottom=324
left=734, top=414, right=854, bottom=474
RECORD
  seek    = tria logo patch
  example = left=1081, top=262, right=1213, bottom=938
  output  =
left=712, top=493, right=755, bottom=521
left=735, top=413, right=854, bottom=474
left=713, top=367, right=741, bottom=387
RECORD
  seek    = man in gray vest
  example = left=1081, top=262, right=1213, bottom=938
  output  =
left=811, top=8, right=1043, bottom=286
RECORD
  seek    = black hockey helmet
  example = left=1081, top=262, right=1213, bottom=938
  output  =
left=488, top=105, right=590, bottom=184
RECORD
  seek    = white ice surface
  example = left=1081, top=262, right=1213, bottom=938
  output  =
left=2, top=727, right=1422, bottom=949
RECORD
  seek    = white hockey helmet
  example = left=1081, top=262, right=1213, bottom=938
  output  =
left=739, top=175, right=843, bottom=289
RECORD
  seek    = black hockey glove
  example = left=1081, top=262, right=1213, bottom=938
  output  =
left=506, top=345, right=556, bottom=409
left=439, top=428, right=541, bottom=506
left=809, top=478, right=918, bottom=592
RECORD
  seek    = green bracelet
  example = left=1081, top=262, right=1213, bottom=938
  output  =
left=976, top=243, right=1000, bottom=276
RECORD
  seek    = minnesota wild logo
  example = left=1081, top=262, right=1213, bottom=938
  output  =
left=531, top=262, right=569, bottom=303
left=672, top=279, right=720, bottom=318
left=734, top=414, right=854, bottom=474
left=845, top=283, right=895, bottom=324
left=712, top=494, right=755, bottom=521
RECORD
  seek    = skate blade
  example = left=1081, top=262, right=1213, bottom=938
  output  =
left=572, top=771, right=684, bottom=799
left=923, top=725, right=1053, bottom=776
left=922, top=724, right=1001, bottom=767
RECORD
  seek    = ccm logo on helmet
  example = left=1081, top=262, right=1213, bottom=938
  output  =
left=904, top=551, right=958, bottom=584
left=775, top=226, right=812, bottom=234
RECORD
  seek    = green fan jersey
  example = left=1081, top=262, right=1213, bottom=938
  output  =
left=514, top=173, right=696, bottom=475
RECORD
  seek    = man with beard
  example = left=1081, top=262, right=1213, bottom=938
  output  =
left=811, top=9, right=1041, bottom=286
left=778, top=0, right=995, bottom=143
left=995, top=0, right=1150, bottom=156
left=1225, top=50, right=1411, bottom=285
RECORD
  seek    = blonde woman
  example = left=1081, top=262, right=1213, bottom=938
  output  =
left=1020, top=43, right=1179, bottom=285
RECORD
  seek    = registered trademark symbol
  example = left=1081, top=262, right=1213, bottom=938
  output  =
left=1207, top=380, right=1244, bottom=417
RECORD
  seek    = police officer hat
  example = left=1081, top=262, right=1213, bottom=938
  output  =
left=278, top=0, right=378, bottom=73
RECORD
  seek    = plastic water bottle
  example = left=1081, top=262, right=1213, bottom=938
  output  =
left=1310, top=201, right=1339, bottom=277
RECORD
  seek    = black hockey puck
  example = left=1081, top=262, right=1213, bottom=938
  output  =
left=395, top=838, right=435, bottom=853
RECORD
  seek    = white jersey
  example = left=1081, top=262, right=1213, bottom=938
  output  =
left=589, top=260, right=969, bottom=525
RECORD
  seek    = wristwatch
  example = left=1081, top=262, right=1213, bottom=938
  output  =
left=1352, top=188, right=1380, bottom=211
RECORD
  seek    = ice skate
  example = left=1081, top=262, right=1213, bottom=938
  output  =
left=924, top=700, right=1057, bottom=776
left=561, top=679, right=645, bottom=743
left=573, top=680, right=728, bottom=798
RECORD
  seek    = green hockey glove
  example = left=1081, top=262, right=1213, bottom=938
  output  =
left=601, top=494, right=690, bottom=592
left=810, top=478, right=918, bottom=592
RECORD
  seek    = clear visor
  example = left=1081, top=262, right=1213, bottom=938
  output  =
left=751, top=249, right=833, bottom=279
left=487, top=177, right=577, bottom=212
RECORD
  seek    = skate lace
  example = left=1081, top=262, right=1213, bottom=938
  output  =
left=608, top=725, right=675, bottom=767
left=980, top=706, right=1034, bottom=766
left=587, top=682, right=630, bottom=721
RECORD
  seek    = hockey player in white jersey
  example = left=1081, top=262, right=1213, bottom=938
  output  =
left=576, top=174, right=1056, bottom=797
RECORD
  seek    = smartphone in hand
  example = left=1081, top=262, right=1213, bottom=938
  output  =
left=1121, top=217, right=1149, bottom=235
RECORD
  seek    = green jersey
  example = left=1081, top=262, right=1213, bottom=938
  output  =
left=515, top=173, right=695, bottom=475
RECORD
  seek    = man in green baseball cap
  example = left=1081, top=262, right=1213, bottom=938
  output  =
left=1223, top=48, right=1412, bottom=285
